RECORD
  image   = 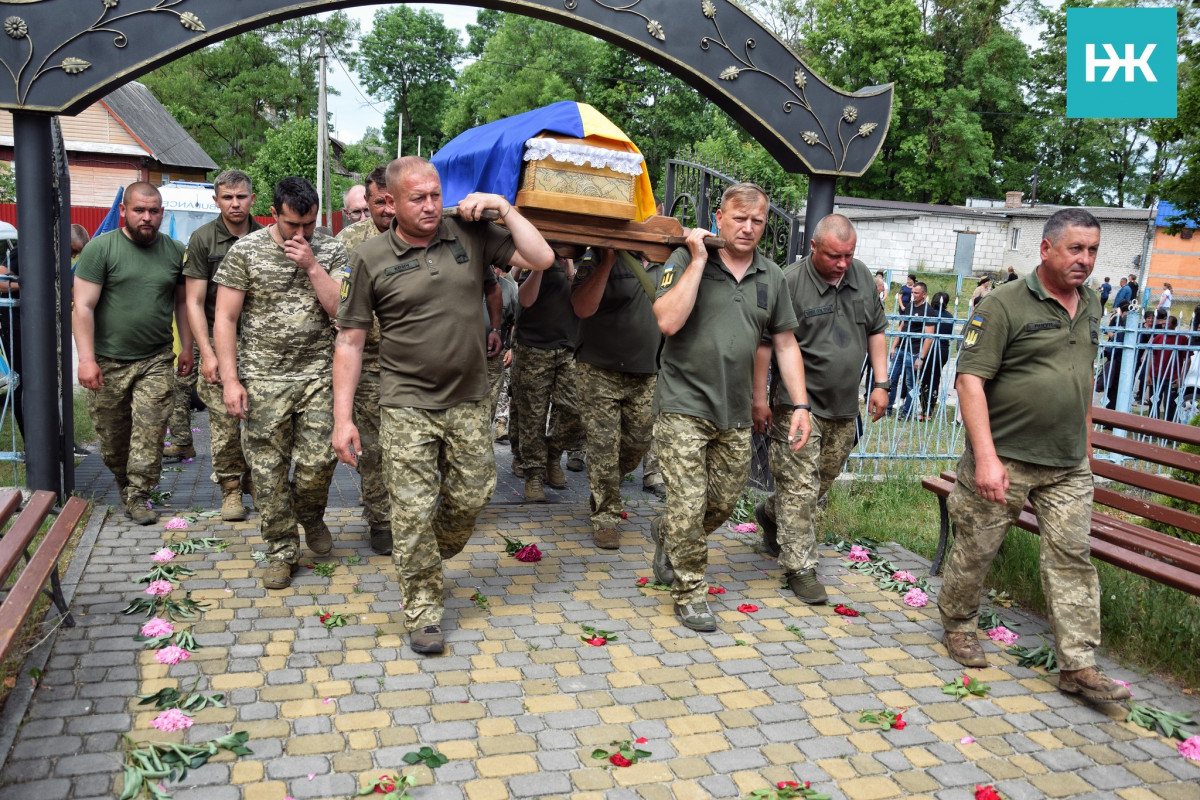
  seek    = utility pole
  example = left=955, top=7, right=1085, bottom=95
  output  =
left=397, top=112, right=403, bottom=159
left=317, top=29, right=330, bottom=227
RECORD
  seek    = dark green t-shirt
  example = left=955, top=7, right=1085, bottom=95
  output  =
left=653, top=247, right=796, bottom=429
left=182, top=216, right=266, bottom=331
left=338, top=217, right=510, bottom=410
left=74, top=230, right=185, bottom=361
left=772, top=256, right=887, bottom=418
left=515, top=260, right=580, bottom=350
left=956, top=270, right=1101, bottom=467
left=573, top=253, right=661, bottom=374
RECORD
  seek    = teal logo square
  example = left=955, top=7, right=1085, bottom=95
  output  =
left=1067, top=8, right=1177, bottom=118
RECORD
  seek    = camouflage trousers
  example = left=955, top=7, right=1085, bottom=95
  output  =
left=166, top=343, right=198, bottom=448
left=512, top=343, right=583, bottom=480
left=578, top=363, right=655, bottom=530
left=87, top=348, right=175, bottom=504
left=486, top=353, right=506, bottom=426
left=242, top=378, right=337, bottom=565
left=382, top=399, right=496, bottom=631
left=763, top=411, right=857, bottom=574
left=655, top=413, right=751, bottom=605
left=353, top=370, right=389, bottom=529
left=196, top=346, right=247, bottom=483
left=642, top=438, right=662, bottom=488
left=940, top=444, right=1100, bottom=671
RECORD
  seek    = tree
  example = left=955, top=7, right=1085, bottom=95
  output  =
left=688, top=111, right=809, bottom=209
left=245, top=119, right=318, bottom=216
left=352, top=7, right=463, bottom=156
left=0, top=163, right=13, bottom=204
left=264, top=13, right=359, bottom=121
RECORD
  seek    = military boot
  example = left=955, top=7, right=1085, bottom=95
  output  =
left=219, top=478, right=247, bottom=522
left=162, top=443, right=196, bottom=460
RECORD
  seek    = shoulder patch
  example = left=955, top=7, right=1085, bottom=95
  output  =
left=339, top=278, right=350, bottom=302
left=962, top=315, right=985, bottom=349
left=659, top=266, right=676, bottom=290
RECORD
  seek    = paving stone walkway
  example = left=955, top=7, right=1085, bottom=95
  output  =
left=2, top=411, right=1199, bottom=799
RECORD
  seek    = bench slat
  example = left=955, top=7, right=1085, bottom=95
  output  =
left=1091, top=430, right=1200, bottom=473
left=1090, top=459, right=1200, bottom=506
left=1093, top=487, right=1200, bottom=538
left=1089, top=512, right=1200, bottom=565
left=0, top=491, right=56, bottom=589
left=1093, top=406, right=1200, bottom=447
left=0, top=496, right=88, bottom=665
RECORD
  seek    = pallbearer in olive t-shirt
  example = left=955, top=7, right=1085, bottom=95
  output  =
left=333, top=157, right=554, bottom=657
left=73, top=182, right=192, bottom=525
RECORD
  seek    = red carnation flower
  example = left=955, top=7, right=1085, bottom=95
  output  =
left=834, top=604, right=860, bottom=617
left=737, top=603, right=759, bottom=613
left=637, top=577, right=649, bottom=586
left=375, top=775, right=395, bottom=793
left=621, top=510, right=628, bottom=519
left=778, top=780, right=799, bottom=789
left=708, top=586, right=725, bottom=595
left=975, top=785, right=1002, bottom=800
left=609, top=753, right=632, bottom=767
left=894, top=719, right=907, bottom=730
left=585, top=636, right=607, bottom=646
left=319, top=613, right=331, bottom=623
left=514, top=544, right=542, bottom=562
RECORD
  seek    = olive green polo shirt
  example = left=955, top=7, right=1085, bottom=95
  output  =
left=337, top=217, right=512, bottom=410
left=653, top=246, right=796, bottom=429
left=956, top=269, right=1101, bottom=467
left=772, top=255, right=886, bottom=418
left=573, top=253, right=661, bottom=375
left=514, top=260, right=580, bottom=350
left=182, top=215, right=265, bottom=332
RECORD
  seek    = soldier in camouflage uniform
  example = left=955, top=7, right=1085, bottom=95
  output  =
left=511, top=252, right=583, bottom=503
left=334, top=157, right=554, bottom=655
left=336, top=166, right=395, bottom=555
left=571, top=248, right=660, bottom=549
left=213, top=177, right=346, bottom=590
left=73, top=182, right=192, bottom=525
left=940, top=208, right=1130, bottom=703
left=183, top=169, right=264, bottom=520
left=753, top=215, right=889, bottom=604
left=652, top=184, right=811, bottom=632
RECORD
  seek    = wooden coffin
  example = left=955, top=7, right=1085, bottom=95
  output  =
left=515, top=136, right=640, bottom=221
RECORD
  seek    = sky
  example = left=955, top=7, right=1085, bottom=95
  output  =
left=325, top=4, right=479, bottom=144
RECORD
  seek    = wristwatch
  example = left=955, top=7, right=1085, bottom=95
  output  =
left=488, top=328, right=501, bottom=335
left=871, top=380, right=891, bottom=391
left=793, top=404, right=811, bottom=411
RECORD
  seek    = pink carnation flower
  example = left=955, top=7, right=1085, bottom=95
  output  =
left=892, top=570, right=916, bottom=583
left=140, top=617, right=174, bottom=638
left=164, top=518, right=188, bottom=531
left=155, top=645, right=190, bottom=665
left=730, top=522, right=758, bottom=533
left=514, top=544, right=542, bottom=563
left=985, top=626, right=1019, bottom=645
left=1178, top=735, right=1200, bottom=760
left=145, top=580, right=174, bottom=596
left=903, top=587, right=929, bottom=607
left=1113, top=678, right=1133, bottom=697
left=847, top=545, right=871, bottom=562
left=151, top=708, right=193, bottom=732
left=150, top=547, right=176, bottom=563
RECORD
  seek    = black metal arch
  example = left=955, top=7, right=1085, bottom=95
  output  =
left=0, top=0, right=894, bottom=496
left=0, top=0, right=892, bottom=177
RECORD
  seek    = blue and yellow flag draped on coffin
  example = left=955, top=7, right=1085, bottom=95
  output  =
left=432, top=101, right=657, bottom=223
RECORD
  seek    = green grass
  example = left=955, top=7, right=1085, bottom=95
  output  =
left=0, top=388, right=96, bottom=487
left=812, top=472, right=1200, bottom=690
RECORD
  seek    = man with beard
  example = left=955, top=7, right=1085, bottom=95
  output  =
left=182, top=169, right=264, bottom=520
left=336, top=166, right=397, bottom=554
left=333, top=156, right=553, bottom=655
left=214, top=177, right=347, bottom=590
left=74, top=182, right=192, bottom=524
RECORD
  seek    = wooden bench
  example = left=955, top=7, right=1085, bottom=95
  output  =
left=922, top=407, right=1200, bottom=597
left=0, top=489, right=89, bottom=664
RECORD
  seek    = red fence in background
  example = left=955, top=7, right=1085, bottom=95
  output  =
left=0, top=204, right=277, bottom=237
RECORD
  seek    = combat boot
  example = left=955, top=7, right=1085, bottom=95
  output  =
left=546, top=460, right=568, bottom=489
left=162, top=443, right=196, bottom=460
left=125, top=497, right=157, bottom=526
left=241, top=473, right=254, bottom=501
left=219, top=478, right=247, bottom=522
left=302, top=518, right=333, bottom=555
left=525, top=476, right=547, bottom=503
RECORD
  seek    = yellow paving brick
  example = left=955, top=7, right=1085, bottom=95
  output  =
left=476, top=754, right=539, bottom=778
left=672, top=781, right=713, bottom=800
left=437, top=740, right=478, bottom=760
left=978, top=757, right=1025, bottom=781
left=1030, top=773, right=1095, bottom=797
left=477, top=718, right=515, bottom=737
left=923, top=703, right=973, bottom=722
left=608, top=672, right=642, bottom=689
left=478, top=734, right=537, bottom=756
left=577, top=690, right=613, bottom=708
left=761, top=743, right=803, bottom=765
left=811, top=717, right=853, bottom=737
left=1008, top=754, right=1048, bottom=776
left=1116, top=790, right=1170, bottom=800
left=524, top=695, right=579, bottom=714
left=347, top=731, right=377, bottom=750
left=665, top=715, right=723, bottom=736
left=279, top=699, right=336, bottom=718
left=672, top=733, right=730, bottom=757
left=838, top=776, right=903, bottom=800
left=242, top=781, right=290, bottom=800
left=431, top=702, right=486, bottom=721
left=669, top=757, right=714, bottom=779
left=798, top=699, right=840, bottom=717
left=1026, top=730, right=1065, bottom=750
left=569, top=768, right=614, bottom=791
left=874, top=691, right=915, bottom=709
left=817, top=758, right=858, bottom=780
left=894, top=673, right=946, bottom=688
left=334, top=711, right=392, bottom=732
left=960, top=717, right=1016, bottom=737
left=772, top=668, right=822, bottom=685
left=598, top=706, right=638, bottom=724
left=719, top=690, right=771, bottom=710
left=633, top=699, right=690, bottom=719
left=893, top=771, right=940, bottom=794
left=208, top=672, right=264, bottom=690
left=464, top=779, right=510, bottom=800
left=847, top=732, right=891, bottom=754
left=716, top=709, right=758, bottom=728
left=694, top=676, right=747, bottom=695
left=378, top=690, right=430, bottom=709
left=285, top=733, right=345, bottom=755
left=470, top=667, right=523, bottom=683
left=992, top=694, right=1049, bottom=714
left=1124, top=761, right=1176, bottom=783
left=926, top=722, right=969, bottom=742
left=824, top=679, right=871, bottom=696
left=611, top=761, right=676, bottom=787
left=231, top=760, right=263, bottom=784
left=902, top=747, right=942, bottom=768
left=864, top=647, right=908, bottom=661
